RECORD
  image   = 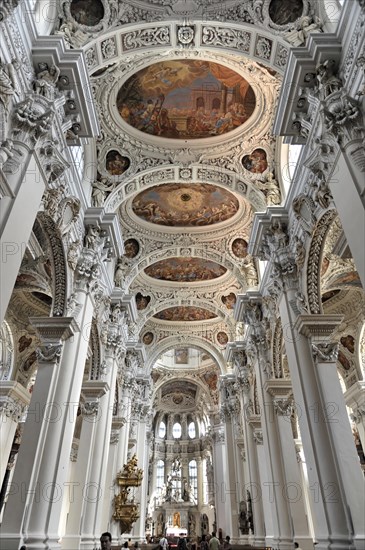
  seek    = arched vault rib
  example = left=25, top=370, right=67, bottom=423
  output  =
left=105, top=165, right=267, bottom=215
left=83, top=21, right=289, bottom=78
left=145, top=336, right=227, bottom=374
left=120, top=246, right=249, bottom=292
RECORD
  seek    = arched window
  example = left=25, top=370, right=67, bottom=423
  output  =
left=189, top=460, right=198, bottom=502
left=188, top=421, right=196, bottom=439
left=158, top=421, right=166, bottom=438
left=172, top=422, right=182, bottom=439
left=156, top=459, right=165, bottom=492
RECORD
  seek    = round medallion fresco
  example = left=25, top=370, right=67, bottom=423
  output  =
left=242, top=148, right=268, bottom=174
left=217, top=332, right=229, bottom=345
left=136, top=293, right=150, bottom=310
left=132, top=183, right=239, bottom=226
left=221, top=293, right=237, bottom=309
left=231, top=238, right=248, bottom=258
left=154, top=307, right=217, bottom=322
left=106, top=151, right=130, bottom=176
left=145, top=257, right=227, bottom=282
left=124, top=238, right=139, bottom=258
left=117, top=60, right=256, bottom=139
left=142, top=332, right=154, bottom=345
left=70, top=0, right=104, bottom=26
left=269, top=0, right=303, bottom=25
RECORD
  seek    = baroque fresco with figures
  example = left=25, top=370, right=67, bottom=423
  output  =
left=132, top=183, right=239, bottom=226
left=117, top=60, right=256, bottom=139
left=145, top=257, right=227, bottom=282
left=154, top=307, right=217, bottom=322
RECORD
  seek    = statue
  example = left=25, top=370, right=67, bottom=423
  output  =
left=315, top=59, right=342, bottom=100
left=256, top=172, right=281, bottom=205
left=241, top=255, right=258, bottom=287
left=238, top=500, right=249, bottom=535
left=0, top=59, right=19, bottom=114
left=284, top=15, right=322, bottom=47
left=91, top=177, right=115, bottom=207
left=84, top=224, right=100, bottom=249
left=114, top=260, right=124, bottom=287
left=33, top=64, right=60, bottom=100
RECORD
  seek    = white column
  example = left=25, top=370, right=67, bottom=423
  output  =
left=270, top=394, right=312, bottom=550
left=280, top=293, right=359, bottom=549
left=328, top=150, right=365, bottom=287
left=132, top=414, right=149, bottom=540
left=0, top=381, right=30, bottom=483
left=102, top=416, right=125, bottom=543
left=0, top=315, right=86, bottom=550
left=252, top=355, right=293, bottom=549
left=296, top=317, right=365, bottom=550
left=211, top=426, right=232, bottom=537
left=254, top=430, right=275, bottom=544
left=62, top=381, right=109, bottom=550
left=0, top=154, right=45, bottom=323
left=244, top=416, right=265, bottom=547
left=221, top=415, right=236, bottom=540
left=80, top=346, right=119, bottom=550
left=345, top=381, right=365, bottom=452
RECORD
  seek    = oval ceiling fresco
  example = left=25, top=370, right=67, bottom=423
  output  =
left=154, top=307, right=217, bottom=322
left=117, top=60, right=256, bottom=139
left=145, top=257, right=227, bottom=282
left=132, top=183, right=239, bottom=227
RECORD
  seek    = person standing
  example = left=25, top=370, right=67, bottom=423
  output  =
left=100, top=532, right=112, bottom=550
left=208, top=532, right=220, bottom=550
left=160, top=535, right=168, bottom=550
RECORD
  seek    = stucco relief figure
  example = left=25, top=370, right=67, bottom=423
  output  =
left=256, top=172, right=281, bottom=205
left=91, top=177, right=115, bottom=207
left=33, top=65, right=60, bottom=100
left=238, top=499, right=249, bottom=534
left=316, top=59, right=342, bottom=100
left=114, top=260, right=124, bottom=287
left=0, top=59, right=19, bottom=115
left=284, top=15, right=322, bottom=47
left=241, top=255, right=258, bottom=287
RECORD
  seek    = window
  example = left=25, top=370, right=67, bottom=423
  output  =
left=158, top=421, right=166, bottom=438
left=69, top=145, right=84, bottom=180
left=156, top=460, right=165, bottom=492
left=188, top=421, right=196, bottom=439
left=189, top=460, right=198, bottom=502
left=172, top=422, right=182, bottom=439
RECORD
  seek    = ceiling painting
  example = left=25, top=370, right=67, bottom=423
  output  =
left=216, top=331, right=229, bottom=345
left=145, top=257, right=227, bottom=282
left=340, top=335, right=355, bottom=354
left=242, top=148, right=268, bottom=173
left=142, top=332, right=154, bottom=345
left=154, top=307, right=217, bottom=322
left=70, top=0, right=104, bottom=27
left=231, top=238, right=248, bottom=258
left=124, top=238, right=139, bottom=258
left=269, top=0, right=303, bottom=26
left=106, top=150, right=130, bottom=176
left=132, top=183, right=239, bottom=227
left=117, top=60, right=256, bottom=139
left=136, top=293, right=151, bottom=310
left=221, top=293, right=237, bottom=309
left=161, top=380, right=197, bottom=398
